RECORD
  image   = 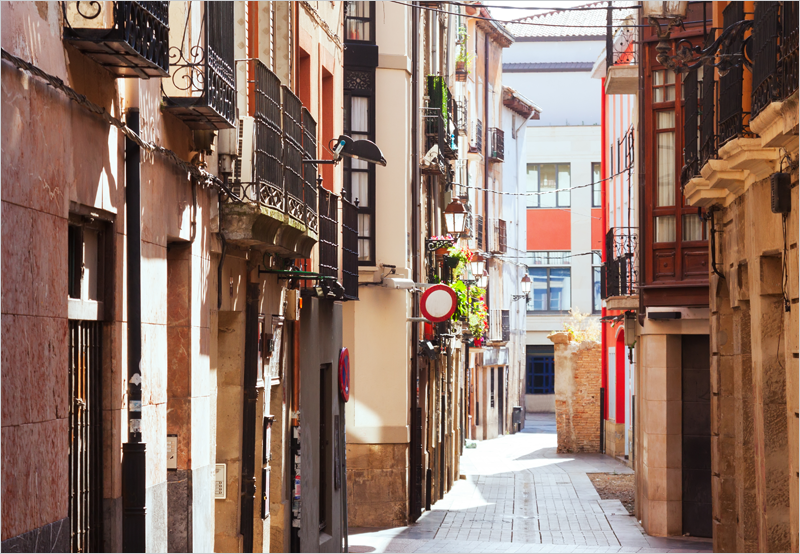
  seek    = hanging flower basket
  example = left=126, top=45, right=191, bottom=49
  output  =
left=443, top=255, right=461, bottom=268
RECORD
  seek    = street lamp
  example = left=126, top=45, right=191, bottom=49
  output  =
left=642, top=1, right=687, bottom=19
left=512, top=274, right=532, bottom=301
left=476, top=269, right=489, bottom=289
left=470, top=257, right=485, bottom=280
left=444, top=199, right=468, bottom=236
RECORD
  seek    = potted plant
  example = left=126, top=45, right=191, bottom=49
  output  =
left=455, top=26, right=473, bottom=82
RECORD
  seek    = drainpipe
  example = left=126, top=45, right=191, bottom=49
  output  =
left=410, top=0, right=422, bottom=523
left=483, top=33, right=489, bottom=259
left=122, top=97, right=146, bottom=551
left=600, top=75, right=608, bottom=450
left=240, top=280, right=260, bottom=552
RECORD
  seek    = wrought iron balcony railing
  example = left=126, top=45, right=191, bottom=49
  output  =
left=488, top=128, right=504, bottom=162
left=780, top=1, right=798, bottom=100
left=474, top=214, right=484, bottom=252
left=162, top=1, right=235, bottom=129
left=471, top=119, right=483, bottom=154
left=752, top=2, right=782, bottom=119
left=681, top=66, right=700, bottom=187
left=318, top=187, right=339, bottom=281
left=605, top=23, right=637, bottom=70
left=423, top=107, right=457, bottom=162
left=341, top=197, right=359, bottom=300
left=601, top=227, right=638, bottom=299
left=718, top=2, right=751, bottom=147
left=282, top=86, right=306, bottom=224
left=699, top=56, right=717, bottom=168
left=62, top=1, right=170, bottom=78
left=455, top=99, right=468, bottom=136
left=302, top=108, right=318, bottom=234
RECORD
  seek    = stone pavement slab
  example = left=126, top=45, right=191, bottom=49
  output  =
left=348, top=414, right=713, bottom=554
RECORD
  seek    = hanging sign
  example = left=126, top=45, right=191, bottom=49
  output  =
left=420, top=284, right=458, bottom=323
left=338, top=347, right=350, bottom=402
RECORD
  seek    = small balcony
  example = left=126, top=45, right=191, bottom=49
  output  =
left=455, top=99, right=468, bottom=136
left=601, top=228, right=638, bottom=308
left=62, top=1, right=170, bottom=78
left=161, top=1, right=235, bottom=129
left=488, top=128, right=504, bottom=162
left=470, top=119, right=483, bottom=154
left=604, top=20, right=638, bottom=95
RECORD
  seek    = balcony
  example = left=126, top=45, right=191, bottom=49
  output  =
left=470, top=119, right=483, bottom=154
left=488, top=128, right=504, bottom=162
left=601, top=227, right=639, bottom=309
left=455, top=99, right=468, bottom=136
left=341, top=197, right=359, bottom=300
left=302, top=108, right=319, bottom=234
left=162, top=2, right=235, bottom=129
left=604, top=17, right=637, bottom=95
left=218, top=60, right=317, bottom=258
left=318, top=186, right=338, bottom=279
left=62, top=1, right=169, bottom=78
left=488, top=219, right=507, bottom=254
left=488, top=309, right=510, bottom=343
left=474, top=214, right=484, bottom=252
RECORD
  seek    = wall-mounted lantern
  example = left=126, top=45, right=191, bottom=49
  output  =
left=642, top=1, right=688, bottom=19
left=444, top=199, right=468, bottom=236
left=512, top=274, right=532, bottom=301
left=476, top=269, right=489, bottom=289
left=470, top=258, right=485, bottom=280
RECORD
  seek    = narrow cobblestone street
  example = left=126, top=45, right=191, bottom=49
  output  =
left=348, top=415, right=713, bottom=553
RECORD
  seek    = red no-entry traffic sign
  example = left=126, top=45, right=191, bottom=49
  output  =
left=420, top=284, right=458, bottom=323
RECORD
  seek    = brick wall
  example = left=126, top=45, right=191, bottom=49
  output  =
left=549, top=333, right=601, bottom=453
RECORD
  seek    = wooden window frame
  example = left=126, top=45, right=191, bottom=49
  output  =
left=344, top=1, right=375, bottom=44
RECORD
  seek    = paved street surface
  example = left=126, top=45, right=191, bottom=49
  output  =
left=348, top=414, right=712, bottom=553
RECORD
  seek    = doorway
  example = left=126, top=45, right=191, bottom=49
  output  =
left=681, top=334, right=711, bottom=537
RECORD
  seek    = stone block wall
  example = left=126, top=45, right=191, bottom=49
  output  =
left=346, top=443, right=409, bottom=527
left=549, top=333, right=601, bottom=453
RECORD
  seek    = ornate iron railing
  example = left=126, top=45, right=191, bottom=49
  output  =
left=601, top=227, right=638, bottom=299
left=62, top=1, right=170, bottom=78
left=282, top=86, right=305, bottom=224
left=455, top=98, right=467, bottom=136
left=718, top=2, right=749, bottom=146
left=252, top=59, right=282, bottom=130
left=682, top=67, right=700, bottom=186
left=318, top=187, right=339, bottom=280
left=474, top=214, right=484, bottom=252
left=780, top=1, right=799, bottom=100
left=302, top=108, right=318, bottom=233
left=423, top=107, right=456, bottom=161
left=752, top=2, right=781, bottom=118
left=473, top=119, right=483, bottom=154
left=607, top=23, right=637, bottom=69
left=700, top=60, right=717, bottom=167
left=488, top=128, right=504, bottom=162
left=341, top=197, right=359, bottom=300
left=162, top=1, right=235, bottom=129
left=501, top=310, right=510, bottom=342
left=253, top=62, right=283, bottom=211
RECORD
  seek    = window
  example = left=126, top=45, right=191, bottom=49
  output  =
left=344, top=2, right=373, bottom=42
left=592, top=251, right=602, bottom=312
left=526, top=163, right=570, bottom=208
left=526, top=356, right=554, bottom=394
left=343, top=64, right=376, bottom=264
left=655, top=110, right=676, bottom=207
left=592, top=162, right=601, bottom=207
left=653, top=69, right=675, bottom=103
left=526, top=251, right=571, bottom=313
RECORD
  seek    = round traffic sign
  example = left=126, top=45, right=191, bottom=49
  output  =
left=338, top=347, right=350, bottom=402
left=420, top=284, right=458, bottom=323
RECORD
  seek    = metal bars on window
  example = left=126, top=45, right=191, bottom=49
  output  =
left=601, top=227, right=638, bottom=299
left=700, top=60, right=716, bottom=167
left=282, top=86, right=305, bottom=223
left=488, top=128, right=504, bottom=162
left=69, top=320, right=103, bottom=554
left=780, top=1, right=799, bottom=100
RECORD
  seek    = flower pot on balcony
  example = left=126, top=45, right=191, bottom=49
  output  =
left=443, top=255, right=461, bottom=268
left=455, top=61, right=467, bottom=82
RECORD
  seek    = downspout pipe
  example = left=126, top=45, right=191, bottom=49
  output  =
left=240, top=281, right=260, bottom=552
left=484, top=33, right=489, bottom=260
left=600, top=76, right=608, bottom=436
left=410, top=0, right=422, bottom=524
left=122, top=107, right=146, bottom=553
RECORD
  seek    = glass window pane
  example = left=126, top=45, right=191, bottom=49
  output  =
left=526, top=164, right=539, bottom=208
left=656, top=110, right=675, bottom=129
left=540, top=164, right=556, bottom=208
left=557, top=165, right=571, bottom=207
left=358, top=239, right=370, bottom=261
left=682, top=213, right=705, bottom=241
left=657, top=131, right=675, bottom=207
left=666, top=70, right=675, bottom=84
left=549, top=268, right=571, bottom=311
left=351, top=97, right=369, bottom=133
left=351, top=172, right=369, bottom=207
left=654, top=87, right=664, bottom=103
left=528, top=251, right=546, bottom=265
left=592, top=163, right=601, bottom=207
left=528, top=268, right=548, bottom=311
left=655, top=215, right=676, bottom=242
left=358, top=213, right=371, bottom=237
left=665, top=85, right=675, bottom=101
left=653, top=70, right=664, bottom=86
